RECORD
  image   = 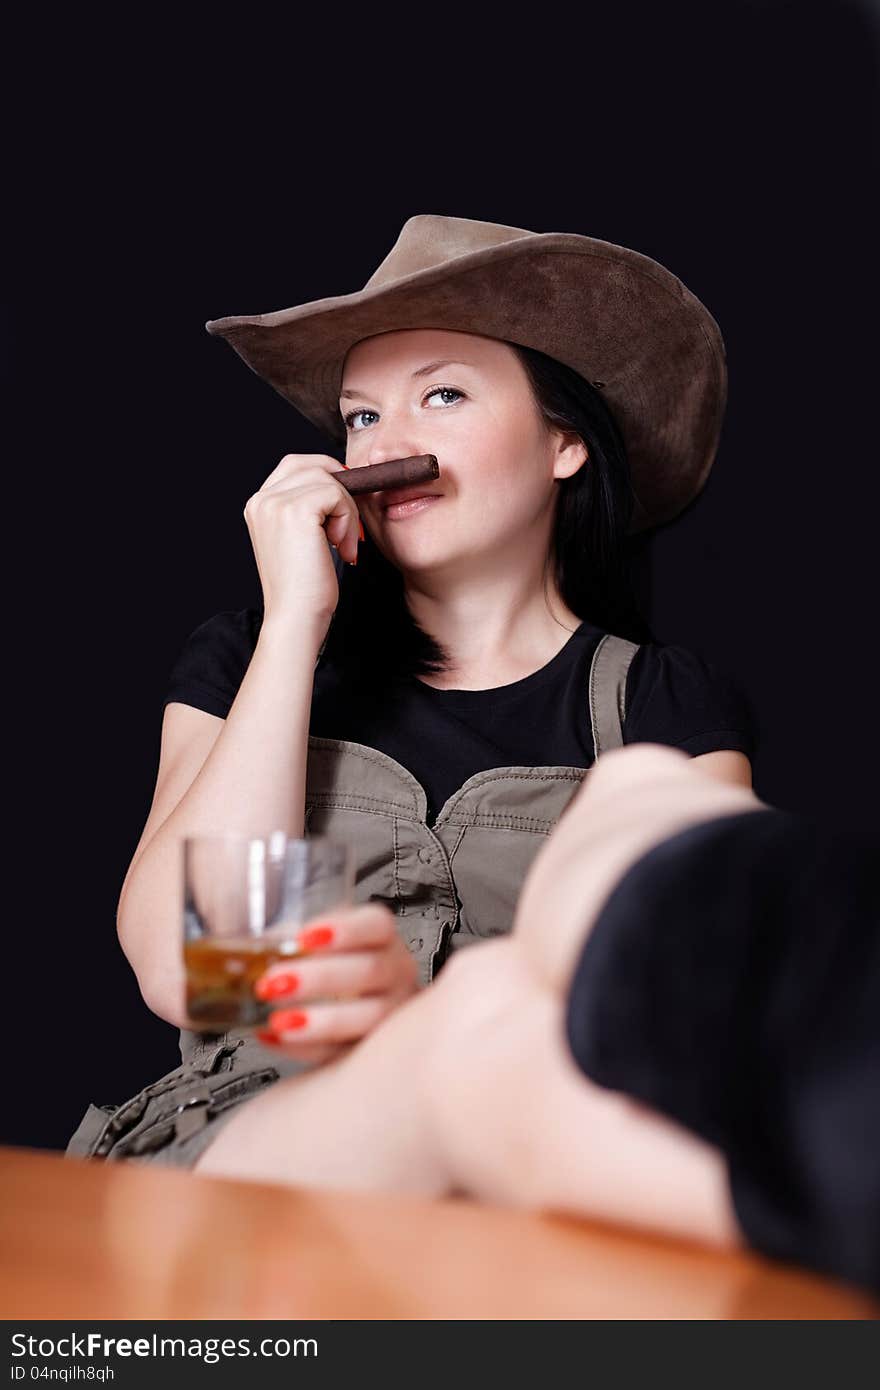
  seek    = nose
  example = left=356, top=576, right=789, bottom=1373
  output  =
left=362, top=443, right=427, bottom=470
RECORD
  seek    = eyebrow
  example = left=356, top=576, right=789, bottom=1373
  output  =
left=339, top=359, right=475, bottom=404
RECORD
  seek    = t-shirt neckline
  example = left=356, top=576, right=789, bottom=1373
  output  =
left=408, top=619, right=596, bottom=708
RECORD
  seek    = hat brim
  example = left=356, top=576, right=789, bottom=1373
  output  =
left=206, top=231, right=727, bottom=533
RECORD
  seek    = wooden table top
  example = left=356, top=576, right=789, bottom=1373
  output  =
left=2, top=1147, right=876, bottom=1320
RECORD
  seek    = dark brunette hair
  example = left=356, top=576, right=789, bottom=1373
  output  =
left=321, top=341, right=653, bottom=684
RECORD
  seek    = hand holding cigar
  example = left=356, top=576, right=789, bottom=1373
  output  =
left=336, top=454, right=439, bottom=496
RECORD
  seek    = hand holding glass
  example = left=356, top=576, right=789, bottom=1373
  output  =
left=183, top=833, right=354, bottom=1029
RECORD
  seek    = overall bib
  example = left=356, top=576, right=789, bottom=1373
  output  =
left=66, top=634, right=638, bottom=1168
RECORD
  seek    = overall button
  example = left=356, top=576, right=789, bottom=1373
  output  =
left=417, top=847, right=433, bottom=864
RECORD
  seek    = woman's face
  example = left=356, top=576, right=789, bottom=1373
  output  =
left=339, top=328, right=585, bottom=578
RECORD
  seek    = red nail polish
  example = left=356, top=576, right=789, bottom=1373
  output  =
left=358, top=518, right=365, bottom=542
left=298, top=925, right=334, bottom=951
left=269, top=1009, right=309, bottom=1034
left=256, top=1028, right=280, bottom=1046
left=254, top=971, right=299, bottom=1002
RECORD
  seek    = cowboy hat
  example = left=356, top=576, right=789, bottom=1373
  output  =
left=205, top=213, right=728, bottom=532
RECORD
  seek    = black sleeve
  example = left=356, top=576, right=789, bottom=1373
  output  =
left=624, top=643, right=755, bottom=760
left=564, top=809, right=880, bottom=1294
left=163, top=608, right=263, bottom=719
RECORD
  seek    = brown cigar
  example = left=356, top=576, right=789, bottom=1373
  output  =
left=335, top=454, right=439, bottom=496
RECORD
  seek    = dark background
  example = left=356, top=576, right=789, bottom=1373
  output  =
left=6, top=0, right=878, bottom=1149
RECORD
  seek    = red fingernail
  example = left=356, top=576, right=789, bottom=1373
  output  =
left=358, top=518, right=365, bottom=542
left=297, top=925, right=334, bottom=950
left=269, top=1009, right=309, bottom=1034
left=254, top=971, right=299, bottom=1002
left=256, top=1029, right=280, bottom=1046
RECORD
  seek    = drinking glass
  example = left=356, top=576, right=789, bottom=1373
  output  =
left=183, top=832, right=354, bottom=1029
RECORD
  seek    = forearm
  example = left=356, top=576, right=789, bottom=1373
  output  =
left=118, top=614, right=327, bottom=1026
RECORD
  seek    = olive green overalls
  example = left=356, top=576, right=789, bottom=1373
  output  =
left=66, top=633, right=638, bottom=1168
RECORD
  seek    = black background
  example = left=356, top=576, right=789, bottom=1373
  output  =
left=6, top=0, right=879, bottom=1150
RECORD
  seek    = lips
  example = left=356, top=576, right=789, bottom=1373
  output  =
left=379, top=486, right=444, bottom=510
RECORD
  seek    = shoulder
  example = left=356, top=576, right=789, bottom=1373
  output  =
left=170, top=607, right=263, bottom=672
left=182, top=606, right=262, bottom=649
left=623, top=639, right=756, bottom=760
left=164, top=608, right=263, bottom=719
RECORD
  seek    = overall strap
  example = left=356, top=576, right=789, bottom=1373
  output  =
left=588, top=634, right=640, bottom=758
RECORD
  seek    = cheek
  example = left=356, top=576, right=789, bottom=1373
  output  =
left=457, top=431, right=549, bottom=514
left=458, top=401, right=540, bottom=469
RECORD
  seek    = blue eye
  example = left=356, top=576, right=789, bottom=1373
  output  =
left=423, top=387, right=464, bottom=409
left=344, top=408, right=378, bottom=432
left=342, top=386, right=465, bottom=432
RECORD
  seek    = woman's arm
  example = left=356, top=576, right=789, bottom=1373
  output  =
left=117, top=610, right=327, bottom=1027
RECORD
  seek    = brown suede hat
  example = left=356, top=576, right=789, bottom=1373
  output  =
left=205, top=213, right=728, bottom=532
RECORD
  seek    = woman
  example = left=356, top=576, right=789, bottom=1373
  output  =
left=67, top=214, right=754, bottom=1168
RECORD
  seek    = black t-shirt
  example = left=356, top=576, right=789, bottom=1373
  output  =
left=163, top=609, right=755, bottom=825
